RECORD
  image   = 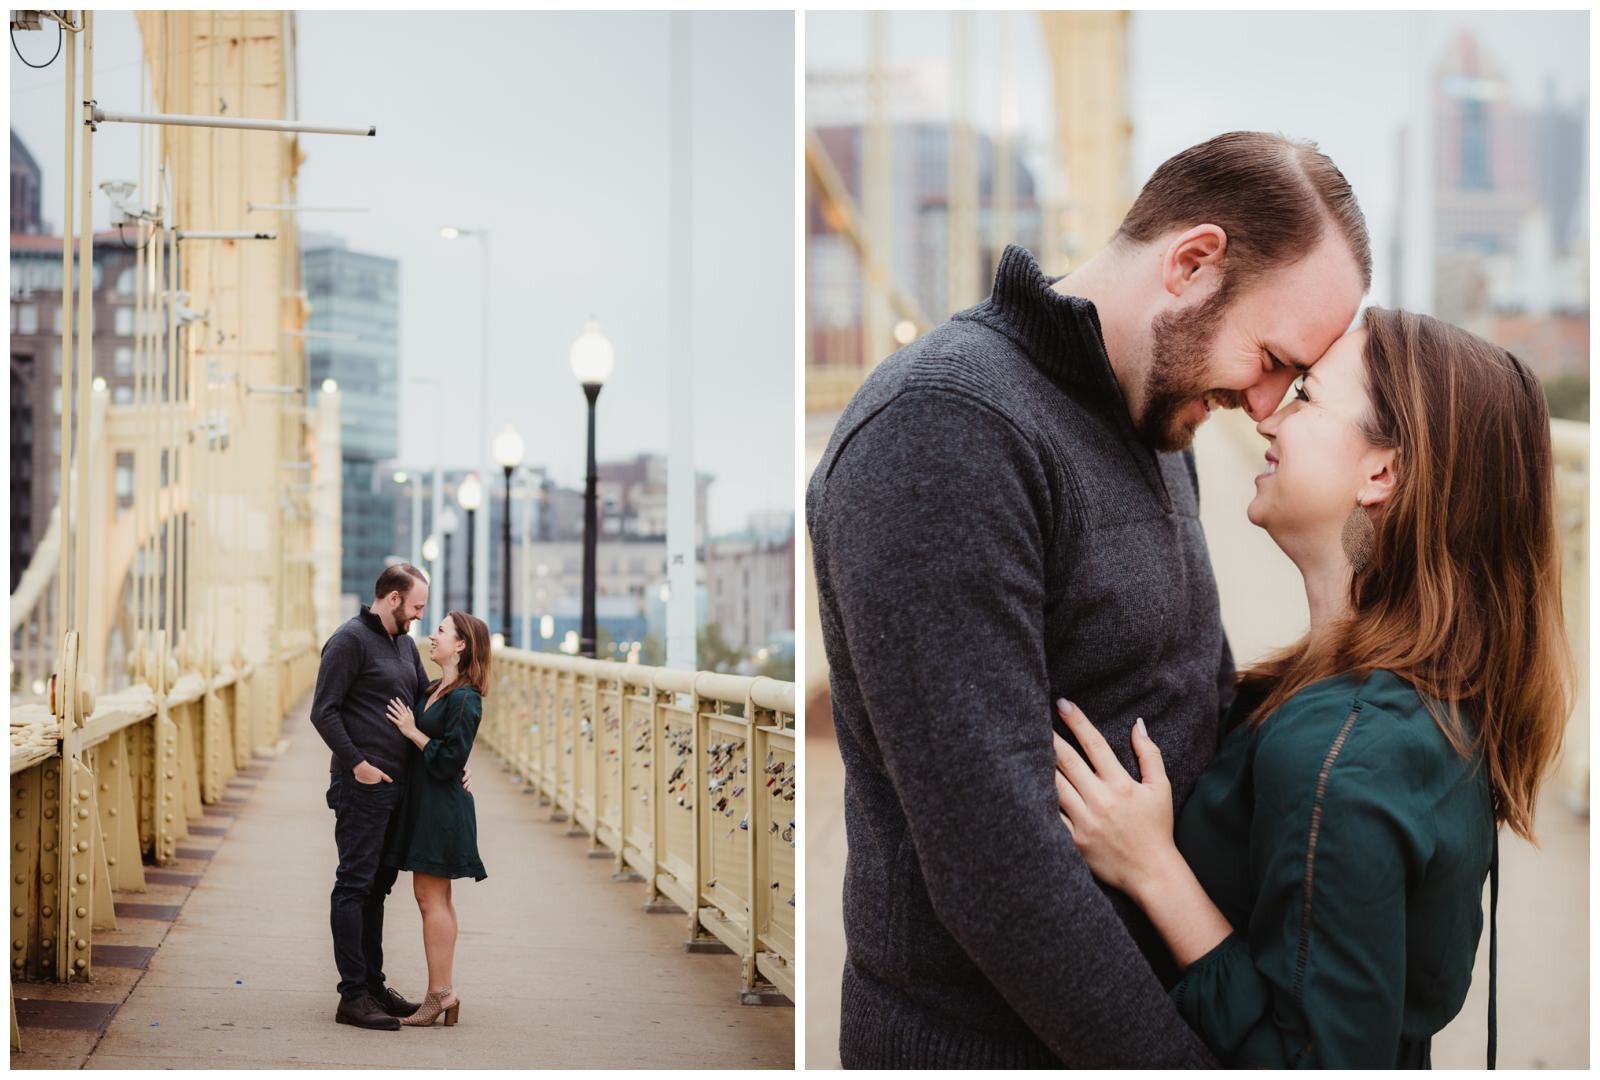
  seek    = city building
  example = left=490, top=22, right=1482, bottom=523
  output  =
left=11, top=129, right=44, bottom=235
left=302, top=234, right=402, bottom=602
left=705, top=514, right=795, bottom=654
left=9, top=229, right=150, bottom=589
left=1394, top=32, right=1589, bottom=392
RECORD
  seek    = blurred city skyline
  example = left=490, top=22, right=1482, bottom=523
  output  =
left=9, top=11, right=796, bottom=538
left=805, top=10, right=1588, bottom=315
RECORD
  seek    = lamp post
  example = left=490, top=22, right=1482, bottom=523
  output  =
left=492, top=425, right=525, bottom=645
left=421, top=533, right=441, bottom=630
left=457, top=473, right=482, bottom=614
left=569, top=320, right=614, bottom=660
left=438, top=505, right=460, bottom=614
left=441, top=225, right=492, bottom=626
left=395, top=469, right=423, bottom=571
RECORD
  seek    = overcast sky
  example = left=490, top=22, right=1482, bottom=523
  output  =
left=805, top=10, right=1589, bottom=310
left=11, top=11, right=795, bottom=537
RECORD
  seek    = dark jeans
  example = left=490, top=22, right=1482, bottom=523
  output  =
left=327, top=772, right=405, bottom=1002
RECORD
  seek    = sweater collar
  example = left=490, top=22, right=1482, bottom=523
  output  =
left=359, top=604, right=397, bottom=638
left=957, top=244, right=1122, bottom=397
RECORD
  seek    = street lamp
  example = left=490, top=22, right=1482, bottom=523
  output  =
left=457, top=473, right=482, bottom=614
left=441, top=224, right=492, bottom=622
left=492, top=424, right=525, bottom=645
left=439, top=505, right=460, bottom=614
left=395, top=469, right=423, bottom=571
left=570, top=320, right=614, bottom=659
left=421, top=532, right=441, bottom=630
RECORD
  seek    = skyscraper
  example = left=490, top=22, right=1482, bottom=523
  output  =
left=302, top=234, right=402, bottom=600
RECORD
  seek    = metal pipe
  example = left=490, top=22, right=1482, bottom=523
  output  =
left=57, top=14, right=77, bottom=642
left=475, top=234, right=491, bottom=629
left=90, top=106, right=375, bottom=137
left=74, top=10, right=96, bottom=649
left=174, top=230, right=275, bottom=241
left=247, top=203, right=367, bottom=213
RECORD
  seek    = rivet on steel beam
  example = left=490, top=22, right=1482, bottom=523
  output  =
left=43, top=808, right=55, bottom=820
left=78, top=809, right=90, bottom=820
left=41, top=873, right=53, bottom=884
left=77, top=790, right=89, bottom=801
left=40, top=938, right=52, bottom=949
left=75, top=957, right=86, bottom=970
left=75, top=907, right=87, bottom=919
left=13, top=875, right=23, bottom=885
left=109, top=808, right=118, bottom=817
left=43, top=842, right=55, bottom=852
left=107, top=857, right=116, bottom=866
left=77, top=841, right=89, bottom=853
left=76, top=938, right=87, bottom=949
left=10, top=908, right=20, bottom=918
left=75, top=873, right=87, bottom=884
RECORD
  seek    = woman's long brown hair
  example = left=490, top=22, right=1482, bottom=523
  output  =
left=1239, top=307, right=1572, bottom=840
left=431, top=611, right=493, bottom=698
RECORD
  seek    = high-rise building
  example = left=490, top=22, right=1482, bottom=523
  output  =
left=302, top=234, right=402, bottom=600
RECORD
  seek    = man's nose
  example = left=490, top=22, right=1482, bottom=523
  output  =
left=1243, top=373, right=1292, bottom=422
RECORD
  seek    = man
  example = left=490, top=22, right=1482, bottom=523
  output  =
left=808, top=132, right=1371, bottom=1067
left=311, top=564, right=442, bottom=1029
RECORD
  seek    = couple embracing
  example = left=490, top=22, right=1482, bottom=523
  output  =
left=809, top=132, right=1572, bottom=1068
left=309, top=563, right=492, bottom=1031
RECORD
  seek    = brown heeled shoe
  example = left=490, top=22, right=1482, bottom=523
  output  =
left=399, top=987, right=461, bottom=1027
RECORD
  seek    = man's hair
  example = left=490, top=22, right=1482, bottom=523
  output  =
left=373, top=563, right=428, bottom=602
left=1115, top=131, right=1372, bottom=295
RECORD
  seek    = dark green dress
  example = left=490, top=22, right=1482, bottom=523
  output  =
left=1169, top=670, right=1494, bottom=1068
left=382, top=685, right=487, bottom=882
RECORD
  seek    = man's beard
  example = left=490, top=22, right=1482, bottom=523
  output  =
left=1137, top=286, right=1242, bottom=452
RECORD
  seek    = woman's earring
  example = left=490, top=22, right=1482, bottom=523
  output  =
left=1341, top=501, right=1376, bottom=573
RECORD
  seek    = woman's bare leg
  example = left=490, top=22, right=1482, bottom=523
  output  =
left=413, top=872, right=457, bottom=996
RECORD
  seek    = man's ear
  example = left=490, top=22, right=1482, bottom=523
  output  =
left=1161, top=224, right=1228, bottom=300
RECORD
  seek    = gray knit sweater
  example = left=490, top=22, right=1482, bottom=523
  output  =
left=808, top=245, right=1233, bottom=1068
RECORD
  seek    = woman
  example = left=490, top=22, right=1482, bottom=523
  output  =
left=1054, top=308, right=1571, bottom=1068
left=383, top=610, right=491, bottom=1028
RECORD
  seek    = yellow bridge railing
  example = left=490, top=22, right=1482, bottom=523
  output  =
left=480, top=649, right=797, bottom=1005
left=8, top=631, right=316, bottom=994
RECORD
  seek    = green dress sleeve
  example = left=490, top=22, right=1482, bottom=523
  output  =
left=422, top=689, right=481, bottom=782
left=1170, top=698, right=1442, bottom=1068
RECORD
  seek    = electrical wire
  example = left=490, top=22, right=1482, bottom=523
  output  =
left=9, top=22, right=62, bottom=69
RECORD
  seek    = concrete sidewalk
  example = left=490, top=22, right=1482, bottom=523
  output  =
left=28, top=693, right=793, bottom=1069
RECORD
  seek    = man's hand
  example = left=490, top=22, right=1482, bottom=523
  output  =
left=461, top=763, right=473, bottom=793
left=352, top=760, right=393, bottom=785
